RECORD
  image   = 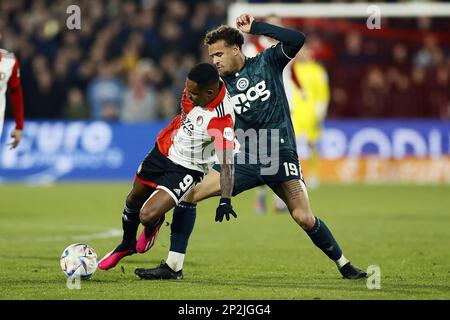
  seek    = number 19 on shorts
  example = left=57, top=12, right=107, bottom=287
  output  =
left=283, top=162, right=299, bottom=177
left=179, top=174, right=194, bottom=192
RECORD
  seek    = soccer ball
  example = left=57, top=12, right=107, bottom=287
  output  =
left=60, top=243, right=98, bottom=279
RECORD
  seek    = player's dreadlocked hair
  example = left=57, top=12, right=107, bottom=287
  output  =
left=187, top=63, right=219, bottom=88
left=204, top=25, right=244, bottom=50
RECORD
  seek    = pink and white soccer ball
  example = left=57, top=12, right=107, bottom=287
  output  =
left=60, top=243, right=98, bottom=279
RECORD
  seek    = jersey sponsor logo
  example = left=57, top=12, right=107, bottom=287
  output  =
left=182, top=118, right=194, bottom=136
left=231, top=80, right=271, bottom=114
left=236, top=77, right=249, bottom=91
left=223, top=127, right=234, bottom=141
left=196, top=116, right=203, bottom=126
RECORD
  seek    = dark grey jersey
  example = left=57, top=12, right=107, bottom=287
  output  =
left=222, top=43, right=296, bottom=162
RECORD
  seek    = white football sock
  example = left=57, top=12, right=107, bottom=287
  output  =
left=166, top=251, right=185, bottom=272
left=335, top=255, right=350, bottom=269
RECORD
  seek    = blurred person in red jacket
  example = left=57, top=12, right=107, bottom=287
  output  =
left=0, top=38, right=24, bottom=149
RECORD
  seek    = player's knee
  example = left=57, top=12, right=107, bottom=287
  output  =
left=292, top=210, right=315, bottom=230
left=139, top=206, right=159, bottom=225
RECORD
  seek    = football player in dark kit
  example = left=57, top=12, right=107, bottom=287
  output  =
left=135, top=14, right=367, bottom=281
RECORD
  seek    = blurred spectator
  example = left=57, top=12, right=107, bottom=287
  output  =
left=391, top=43, right=410, bottom=72
left=340, top=32, right=368, bottom=66
left=120, top=62, right=159, bottom=122
left=410, top=66, right=429, bottom=118
left=87, top=62, right=124, bottom=120
left=25, top=55, right=66, bottom=119
left=414, top=35, right=444, bottom=68
left=62, top=88, right=90, bottom=119
left=101, top=101, right=120, bottom=120
left=359, top=66, right=388, bottom=118
left=386, top=66, right=413, bottom=118
left=430, top=64, right=450, bottom=119
left=158, top=88, right=178, bottom=120
left=119, top=32, right=143, bottom=73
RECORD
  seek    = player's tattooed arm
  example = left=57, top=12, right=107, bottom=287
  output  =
left=217, top=148, right=234, bottom=199
left=208, top=116, right=235, bottom=199
left=208, top=117, right=237, bottom=222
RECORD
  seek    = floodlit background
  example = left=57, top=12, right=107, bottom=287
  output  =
left=1, top=0, right=449, bottom=184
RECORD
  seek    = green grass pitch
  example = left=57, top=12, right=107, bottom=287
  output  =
left=0, top=183, right=449, bottom=300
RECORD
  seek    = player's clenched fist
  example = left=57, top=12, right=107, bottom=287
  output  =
left=215, top=198, right=237, bottom=222
left=236, top=14, right=254, bottom=33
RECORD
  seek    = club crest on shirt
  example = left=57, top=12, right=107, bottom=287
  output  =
left=196, top=116, right=203, bottom=126
left=236, top=77, right=249, bottom=91
left=223, top=127, right=234, bottom=141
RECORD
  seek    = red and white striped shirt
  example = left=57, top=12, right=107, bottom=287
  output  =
left=157, top=82, right=235, bottom=173
left=0, top=48, right=24, bottom=137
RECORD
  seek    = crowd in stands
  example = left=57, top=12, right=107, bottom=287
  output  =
left=1, top=0, right=449, bottom=121
left=289, top=16, right=450, bottom=119
left=2, top=0, right=228, bottom=121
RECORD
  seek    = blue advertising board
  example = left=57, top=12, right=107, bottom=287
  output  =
left=0, top=121, right=168, bottom=183
left=316, top=120, right=450, bottom=160
left=0, top=120, right=449, bottom=183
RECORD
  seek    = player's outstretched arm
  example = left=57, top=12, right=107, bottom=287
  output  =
left=237, top=13, right=305, bottom=58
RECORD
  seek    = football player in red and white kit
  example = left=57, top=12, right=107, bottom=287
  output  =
left=98, top=63, right=236, bottom=271
left=0, top=47, right=24, bottom=149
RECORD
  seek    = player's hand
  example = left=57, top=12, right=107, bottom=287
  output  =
left=215, top=198, right=237, bottom=222
left=236, top=14, right=254, bottom=33
left=8, top=129, right=22, bottom=149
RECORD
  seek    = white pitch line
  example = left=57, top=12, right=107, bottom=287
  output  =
left=35, top=228, right=122, bottom=242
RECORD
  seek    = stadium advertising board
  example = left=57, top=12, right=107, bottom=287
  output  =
left=1, top=120, right=449, bottom=184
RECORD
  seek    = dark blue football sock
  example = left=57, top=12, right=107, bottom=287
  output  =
left=169, top=202, right=197, bottom=254
left=306, top=217, right=343, bottom=261
left=120, top=205, right=140, bottom=249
